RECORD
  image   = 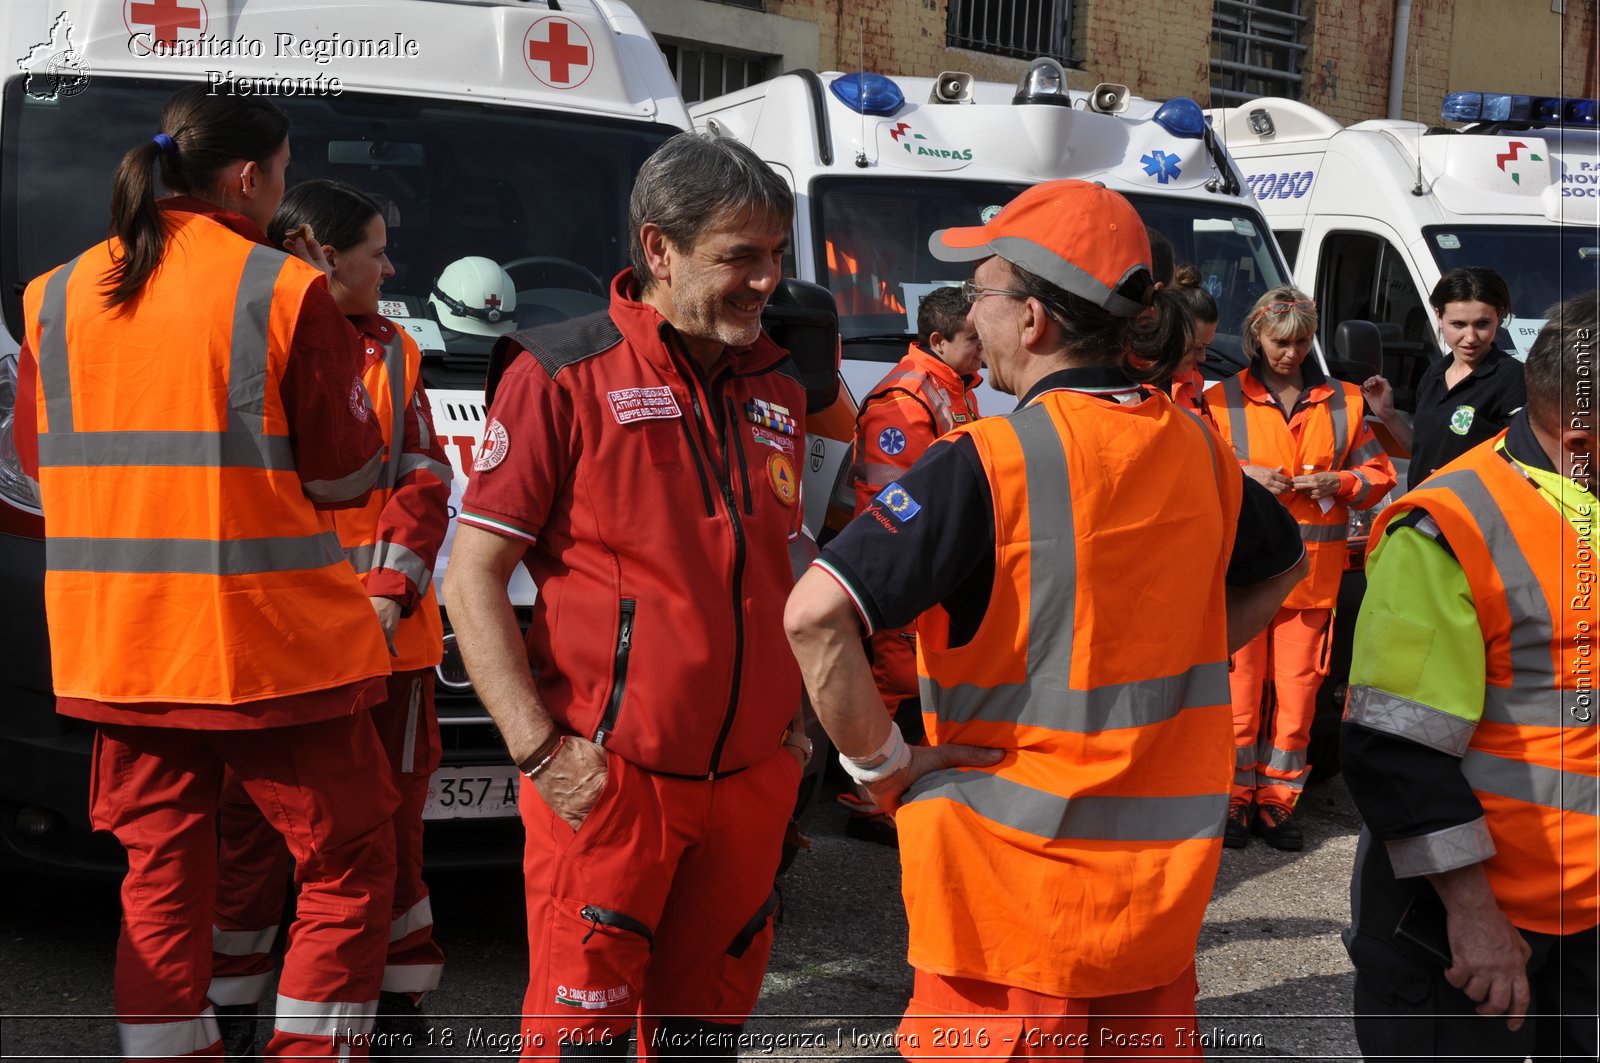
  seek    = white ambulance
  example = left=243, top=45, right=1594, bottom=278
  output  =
left=0, top=0, right=840, bottom=875
left=691, top=60, right=1298, bottom=437
left=1209, top=93, right=1600, bottom=399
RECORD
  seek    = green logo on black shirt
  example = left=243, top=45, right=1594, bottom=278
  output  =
left=1449, top=405, right=1476, bottom=436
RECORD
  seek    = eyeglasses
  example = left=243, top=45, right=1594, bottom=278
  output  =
left=1258, top=299, right=1316, bottom=315
left=962, top=279, right=1030, bottom=305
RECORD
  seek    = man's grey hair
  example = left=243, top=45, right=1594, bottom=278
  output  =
left=628, top=132, right=794, bottom=290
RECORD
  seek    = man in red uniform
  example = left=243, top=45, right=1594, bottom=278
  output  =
left=444, top=133, right=812, bottom=1059
left=843, top=284, right=982, bottom=842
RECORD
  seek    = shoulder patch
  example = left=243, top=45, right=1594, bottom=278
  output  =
left=515, top=312, right=624, bottom=378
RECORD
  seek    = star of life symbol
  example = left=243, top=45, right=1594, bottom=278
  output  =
left=18, top=12, right=91, bottom=101
left=878, top=426, right=907, bottom=456
left=1141, top=150, right=1181, bottom=184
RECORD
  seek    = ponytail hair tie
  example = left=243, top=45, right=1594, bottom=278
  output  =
left=152, top=133, right=176, bottom=155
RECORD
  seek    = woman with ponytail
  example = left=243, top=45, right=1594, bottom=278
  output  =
left=785, top=180, right=1306, bottom=1048
left=13, top=84, right=399, bottom=1058
left=1167, top=263, right=1221, bottom=430
left=1205, top=286, right=1397, bottom=853
left=210, top=179, right=454, bottom=1045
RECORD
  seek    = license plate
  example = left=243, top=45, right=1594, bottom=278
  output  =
left=423, top=765, right=520, bottom=820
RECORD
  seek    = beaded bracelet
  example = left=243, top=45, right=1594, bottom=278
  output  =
left=518, top=732, right=567, bottom=780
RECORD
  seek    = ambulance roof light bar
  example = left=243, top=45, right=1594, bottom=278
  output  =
left=1442, top=91, right=1599, bottom=128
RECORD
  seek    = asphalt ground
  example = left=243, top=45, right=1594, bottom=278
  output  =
left=2, top=767, right=1369, bottom=1061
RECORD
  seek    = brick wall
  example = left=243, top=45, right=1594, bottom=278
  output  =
left=750, top=0, right=1595, bottom=120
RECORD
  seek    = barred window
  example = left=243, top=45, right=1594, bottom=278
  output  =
left=660, top=40, right=779, bottom=105
left=946, top=0, right=1077, bottom=65
left=1211, top=0, right=1309, bottom=105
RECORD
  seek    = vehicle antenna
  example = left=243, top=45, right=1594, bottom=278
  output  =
left=855, top=18, right=868, bottom=168
left=1410, top=18, right=1425, bottom=197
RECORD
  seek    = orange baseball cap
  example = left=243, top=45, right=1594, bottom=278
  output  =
left=929, top=180, right=1154, bottom=319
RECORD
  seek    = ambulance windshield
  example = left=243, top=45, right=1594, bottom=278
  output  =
left=1, top=77, right=676, bottom=384
left=814, top=178, right=1290, bottom=368
left=1426, top=225, right=1600, bottom=317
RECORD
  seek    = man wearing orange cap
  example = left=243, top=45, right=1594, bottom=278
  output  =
left=785, top=180, right=1305, bottom=1058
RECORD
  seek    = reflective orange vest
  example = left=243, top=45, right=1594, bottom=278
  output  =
left=900, top=387, right=1241, bottom=997
left=24, top=214, right=390, bottom=706
left=851, top=344, right=982, bottom=513
left=1370, top=440, right=1600, bottom=935
left=333, top=326, right=447, bottom=671
left=1208, top=371, right=1393, bottom=609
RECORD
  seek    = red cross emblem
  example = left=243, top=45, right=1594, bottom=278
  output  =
left=523, top=17, right=594, bottom=89
left=124, top=0, right=208, bottom=47
left=485, top=294, right=501, bottom=309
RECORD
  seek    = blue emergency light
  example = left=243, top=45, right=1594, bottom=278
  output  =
left=1152, top=97, right=1206, bottom=139
left=1443, top=90, right=1600, bottom=127
left=829, top=73, right=905, bottom=116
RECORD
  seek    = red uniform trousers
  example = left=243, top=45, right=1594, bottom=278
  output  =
left=1228, top=606, right=1332, bottom=809
left=515, top=746, right=799, bottom=1058
left=92, top=712, right=397, bottom=1061
left=210, top=671, right=444, bottom=1007
left=899, top=966, right=1202, bottom=1060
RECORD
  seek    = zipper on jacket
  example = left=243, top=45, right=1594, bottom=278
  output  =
left=677, top=417, right=716, bottom=517
left=725, top=396, right=754, bottom=516
left=579, top=904, right=654, bottom=947
left=591, top=599, right=636, bottom=748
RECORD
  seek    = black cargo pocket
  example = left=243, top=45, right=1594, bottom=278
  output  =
left=725, top=889, right=779, bottom=959
left=1345, top=928, right=1435, bottom=1005
left=547, top=898, right=655, bottom=1016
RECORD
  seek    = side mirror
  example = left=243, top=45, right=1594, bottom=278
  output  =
left=1329, top=319, right=1383, bottom=382
left=762, top=278, right=841, bottom=414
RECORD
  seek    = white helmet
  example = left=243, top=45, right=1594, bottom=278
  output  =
left=430, top=256, right=517, bottom=337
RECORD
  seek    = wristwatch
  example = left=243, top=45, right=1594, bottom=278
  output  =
left=782, top=727, right=814, bottom=767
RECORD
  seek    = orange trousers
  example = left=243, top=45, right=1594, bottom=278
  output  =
left=1228, top=606, right=1332, bottom=809
left=898, top=965, right=1202, bottom=1060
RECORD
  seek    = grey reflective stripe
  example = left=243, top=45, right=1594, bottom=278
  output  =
left=389, top=895, right=433, bottom=942
left=37, top=429, right=296, bottom=470
left=414, top=396, right=432, bottom=451
left=49, top=532, right=344, bottom=575
left=927, top=402, right=1230, bottom=733
left=1485, top=685, right=1595, bottom=728
left=212, top=923, right=279, bottom=957
left=1347, top=439, right=1385, bottom=466
left=904, top=767, right=1227, bottom=840
left=1385, top=817, right=1497, bottom=878
left=227, top=246, right=282, bottom=430
left=1299, top=522, right=1347, bottom=542
left=925, top=661, right=1230, bottom=733
left=1219, top=374, right=1248, bottom=461
left=345, top=540, right=434, bottom=593
left=852, top=461, right=906, bottom=488
left=118, top=1015, right=221, bottom=1057
left=376, top=539, right=433, bottom=592
left=1350, top=469, right=1374, bottom=506
left=208, top=972, right=274, bottom=1008
left=1259, top=743, right=1307, bottom=775
left=1327, top=382, right=1348, bottom=464
left=36, top=247, right=298, bottom=474
left=402, top=679, right=421, bottom=774
left=1235, top=745, right=1255, bottom=768
left=303, top=449, right=384, bottom=503
left=1344, top=685, right=1477, bottom=756
left=36, top=257, right=83, bottom=434
left=918, top=374, right=956, bottom=434
left=380, top=332, right=408, bottom=490
left=273, top=995, right=377, bottom=1038
left=396, top=453, right=453, bottom=484
left=1461, top=748, right=1600, bottom=816
left=343, top=543, right=377, bottom=574
left=1428, top=469, right=1569, bottom=728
